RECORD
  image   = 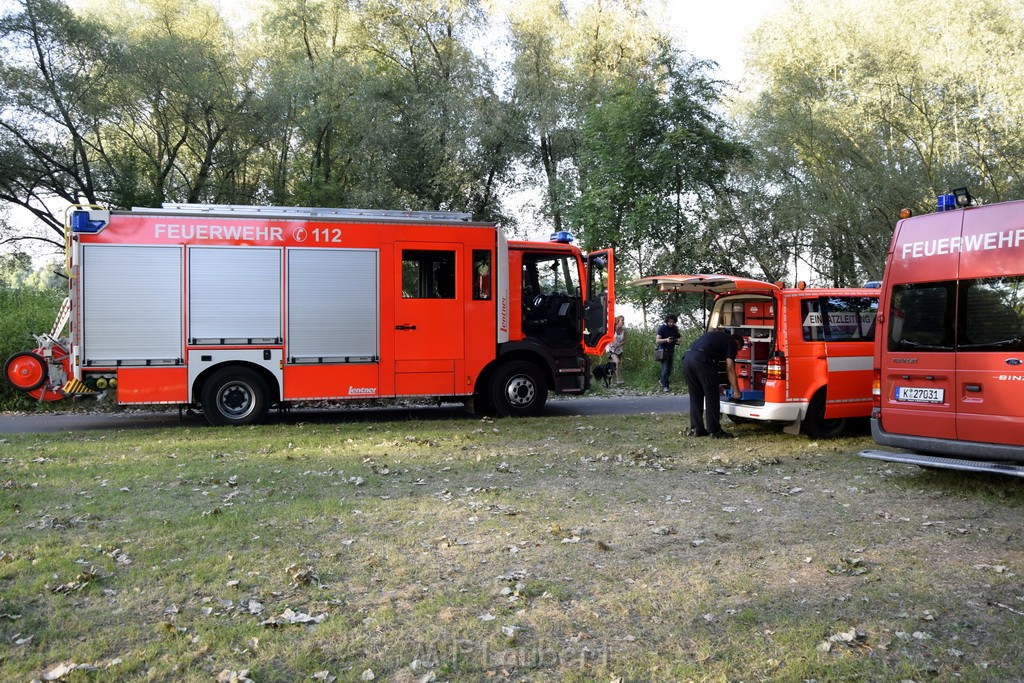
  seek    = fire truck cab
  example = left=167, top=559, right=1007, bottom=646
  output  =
left=861, top=191, right=1024, bottom=476
left=3, top=204, right=615, bottom=426
left=632, top=275, right=879, bottom=438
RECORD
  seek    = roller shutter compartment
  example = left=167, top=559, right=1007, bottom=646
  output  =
left=287, top=248, right=379, bottom=362
left=82, top=245, right=182, bottom=364
left=189, top=246, right=282, bottom=344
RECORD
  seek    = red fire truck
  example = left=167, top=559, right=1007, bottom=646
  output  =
left=860, top=189, right=1024, bottom=476
left=4, top=204, right=614, bottom=425
left=631, top=275, right=879, bottom=438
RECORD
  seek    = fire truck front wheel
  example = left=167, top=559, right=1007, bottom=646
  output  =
left=490, top=361, right=548, bottom=417
left=201, top=367, right=270, bottom=426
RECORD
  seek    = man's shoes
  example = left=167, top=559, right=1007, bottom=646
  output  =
left=709, top=430, right=735, bottom=439
left=661, top=386, right=670, bottom=393
left=688, top=428, right=709, bottom=437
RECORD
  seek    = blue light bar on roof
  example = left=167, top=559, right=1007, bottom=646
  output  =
left=550, top=231, right=574, bottom=243
left=936, top=194, right=957, bottom=212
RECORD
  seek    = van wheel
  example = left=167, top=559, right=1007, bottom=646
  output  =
left=802, top=389, right=847, bottom=439
left=201, top=367, right=270, bottom=426
left=490, top=361, right=547, bottom=417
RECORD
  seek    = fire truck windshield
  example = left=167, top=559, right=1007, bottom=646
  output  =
left=523, top=255, right=580, bottom=300
left=522, top=254, right=582, bottom=347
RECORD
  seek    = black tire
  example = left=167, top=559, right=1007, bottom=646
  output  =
left=4, top=351, right=47, bottom=392
left=469, top=389, right=494, bottom=417
left=200, top=366, right=270, bottom=426
left=802, top=389, right=848, bottom=439
left=489, top=360, right=547, bottom=417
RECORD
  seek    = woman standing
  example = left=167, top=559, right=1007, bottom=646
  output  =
left=608, top=315, right=627, bottom=385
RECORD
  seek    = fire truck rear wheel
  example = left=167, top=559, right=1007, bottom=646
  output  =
left=801, top=389, right=848, bottom=439
left=201, top=367, right=270, bottom=426
left=4, top=351, right=48, bottom=393
left=490, top=361, right=547, bottom=417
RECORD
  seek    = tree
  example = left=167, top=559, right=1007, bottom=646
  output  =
left=82, top=0, right=267, bottom=205
left=0, top=0, right=114, bottom=247
left=0, top=250, right=33, bottom=288
left=738, top=0, right=1024, bottom=283
left=504, top=0, right=671, bottom=234
left=569, top=54, right=746, bottom=323
left=0, top=0, right=267, bottom=251
left=257, top=0, right=522, bottom=218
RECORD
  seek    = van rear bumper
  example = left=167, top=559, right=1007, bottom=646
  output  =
left=719, top=399, right=804, bottom=424
left=869, top=418, right=1024, bottom=463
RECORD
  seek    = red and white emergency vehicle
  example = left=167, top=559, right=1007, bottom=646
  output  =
left=3, top=204, right=614, bottom=425
left=860, top=189, right=1024, bottom=476
left=631, top=275, right=879, bottom=438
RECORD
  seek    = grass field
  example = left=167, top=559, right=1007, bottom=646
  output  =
left=2, top=412, right=1023, bottom=682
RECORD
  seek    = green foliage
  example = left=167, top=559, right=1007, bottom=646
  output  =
left=0, top=265, right=65, bottom=409
left=736, top=0, right=1024, bottom=284
left=0, top=0, right=743, bottom=260
left=5, top=0, right=1024, bottom=291
left=571, top=58, right=748, bottom=316
left=253, top=0, right=520, bottom=218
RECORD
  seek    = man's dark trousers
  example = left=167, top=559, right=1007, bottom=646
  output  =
left=683, top=350, right=722, bottom=434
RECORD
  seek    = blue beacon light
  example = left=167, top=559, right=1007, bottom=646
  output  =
left=936, top=194, right=956, bottom=212
left=550, top=231, right=574, bottom=244
left=71, top=210, right=108, bottom=233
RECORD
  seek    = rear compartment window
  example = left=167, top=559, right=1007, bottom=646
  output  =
left=888, top=282, right=955, bottom=351
left=402, top=250, right=455, bottom=299
left=801, top=297, right=878, bottom=342
left=959, top=276, right=1024, bottom=352
left=472, top=250, right=491, bottom=300
left=888, top=278, right=1024, bottom=353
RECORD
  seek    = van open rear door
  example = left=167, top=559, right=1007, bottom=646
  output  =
left=629, top=274, right=780, bottom=295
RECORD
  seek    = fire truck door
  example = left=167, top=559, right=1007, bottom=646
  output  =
left=584, top=249, right=615, bottom=353
left=394, top=244, right=465, bottom=395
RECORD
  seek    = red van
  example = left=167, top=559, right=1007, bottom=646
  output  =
left=632, top=275, right=879, bottom=438
left=860, top=191, right=1024, bottom=476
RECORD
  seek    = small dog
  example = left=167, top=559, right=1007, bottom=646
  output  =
left=592, top=361, right=617, bottom=387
